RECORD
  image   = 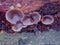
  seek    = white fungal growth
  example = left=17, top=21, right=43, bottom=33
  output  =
left=10, top=6, right=14, bottom=9
left=16, top=3, right=22, bottom=8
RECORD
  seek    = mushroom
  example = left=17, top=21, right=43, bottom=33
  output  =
left=12, top=22, right=26, bottom=32
left=41, top=15, right=54, bottom=25
left=5, top=8, right=24, bottom=24
left=22, top=12, right=41, bottom=26
left=29, top=12, right=41, bottom=24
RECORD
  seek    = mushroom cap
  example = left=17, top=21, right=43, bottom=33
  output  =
left=29, top=12, right=41, bottom=24
left=5, top=8, right=24, bottom=24
left=12, top=22, right=27, bottom=32
left=22, top=12, right=41, bottom=26
left=41, top=15, right=54, bottom=25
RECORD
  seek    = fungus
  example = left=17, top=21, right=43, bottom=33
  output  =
left=22, top=12, right=41, bottom=26
left=5, top=8, right=24, bottom=24
left=41, top=15, right=54, bottom=25
left=29, top=12, right=41, bottom=24
left=12, top=22, right=26, bottom=32
left=22, top=16, right=33, bottom=26
left=5, top=8, right=25, bottom=32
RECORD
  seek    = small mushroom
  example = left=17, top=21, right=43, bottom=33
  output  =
left=22, top=16, right=33, bottom=26
left=22, top=12, right=41, bottom=26
left=5, top=8, right=24, bottom=24
left=12, top=22, right=27, bottom=32
left=29, top=12, right=41, bottom=24
left=41, top=15, right=54, bottom=25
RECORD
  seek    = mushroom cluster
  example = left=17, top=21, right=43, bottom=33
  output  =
left=5, top=8, right=41, bottom=32
left=5, top=5, right=55, bottom=32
